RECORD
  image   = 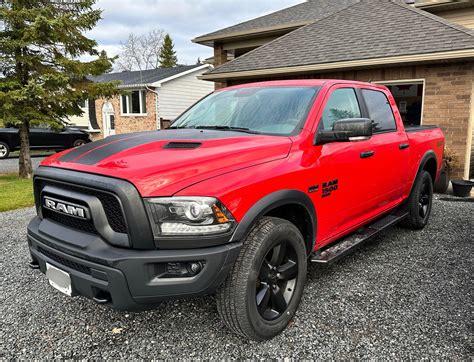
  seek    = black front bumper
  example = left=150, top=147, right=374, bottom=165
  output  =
left=28, top=217, right=242, bottom=311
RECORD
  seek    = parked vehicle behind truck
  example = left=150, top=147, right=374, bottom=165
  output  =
left=0, top=126, right=91, bottom=159
left=27, top=80, right=444, bottom=340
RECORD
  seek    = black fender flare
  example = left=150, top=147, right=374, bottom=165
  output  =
left=409, top=150, right=438, bottom=196
left=230, top=189, right=317, bottom=253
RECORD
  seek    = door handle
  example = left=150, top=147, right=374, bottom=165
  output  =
left=360, top=151, right=375, bottom=159
left=399, top=143, right=410, bottom=150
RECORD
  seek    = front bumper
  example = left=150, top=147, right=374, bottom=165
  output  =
left=27, top=217, right=242, bottom=311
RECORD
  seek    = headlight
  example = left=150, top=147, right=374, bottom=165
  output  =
left=144, top=197, right=236, bottom=236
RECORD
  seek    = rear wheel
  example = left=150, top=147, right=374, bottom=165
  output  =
left=216, top=217, right=307, bottom=341
left=0, top=142, right=10, bottom=159
left=73, top=139, right=87, bottom=148
left=402, top=170, right=433, bottom=230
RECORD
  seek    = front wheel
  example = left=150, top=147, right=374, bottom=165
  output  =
left=0, top=142, right=10, bottom=159
left=216, top=217, right=307, bottom=341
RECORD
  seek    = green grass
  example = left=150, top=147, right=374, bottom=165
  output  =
left=0, top=173, right=35, bottom=212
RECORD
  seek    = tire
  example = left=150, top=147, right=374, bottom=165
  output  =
left=73, top=139, right=87, bottom=148
left=216, top=217, right=307, bottom=341
left=402, top=170, right=433, bottom=230
left=0, top=142, right=10, bottom=159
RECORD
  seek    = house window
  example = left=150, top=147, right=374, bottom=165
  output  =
left=376, top=80, right=425, bottom=126
left=78, top=99, right=88, bottom=109
left=121, top=90, right=147, bottom=115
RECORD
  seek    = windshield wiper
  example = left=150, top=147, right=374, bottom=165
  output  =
left=194, top=125, right=260, bottom=134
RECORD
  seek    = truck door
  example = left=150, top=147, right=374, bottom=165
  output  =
left=312, top=86, right=379, bottom=242
left=359, top=88, right=409, bottom=207
left=29, top=128, right=50, bottom=147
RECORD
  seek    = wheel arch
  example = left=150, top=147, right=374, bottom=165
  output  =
left=410, top=150, right=438, bottom=196
left=0, top=137, right=12, bottom=149
left=230, top=189, right=317, bottom=254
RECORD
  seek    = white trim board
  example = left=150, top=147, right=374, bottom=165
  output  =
left=149, top=64, right=212, bottom=88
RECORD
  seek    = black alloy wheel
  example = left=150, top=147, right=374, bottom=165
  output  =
left=419, top=179, right=431, bottom=218
left=256, top=240, right=298, bottom=321
left=216, top=217, right=307, bottom=341
left=402, top=170, right=433, bottom=230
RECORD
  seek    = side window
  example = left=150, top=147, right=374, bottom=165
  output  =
left=321, top=88, right=361, bottom=130
left=362, top=89, right=397, bottom=133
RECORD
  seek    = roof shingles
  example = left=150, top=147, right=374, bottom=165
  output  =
left=206, top=0, right=474, bottom=75
left=195, top=0, right=358, bottom=41
left=91, top=64, right=204, bottom=87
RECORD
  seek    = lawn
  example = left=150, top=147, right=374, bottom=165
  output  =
left=0, top=174, right=35, bottom=212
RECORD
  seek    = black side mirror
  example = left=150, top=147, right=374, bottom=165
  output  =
left=315, top=118, right=372, bottom=145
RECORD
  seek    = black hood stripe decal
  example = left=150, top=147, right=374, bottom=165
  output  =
left=59, top=133, right=135, bottom=162
left=62, top=129, right=257, bottom=166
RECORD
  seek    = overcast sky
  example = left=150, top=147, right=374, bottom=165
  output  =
left=88, top=0, right=303, bottom=67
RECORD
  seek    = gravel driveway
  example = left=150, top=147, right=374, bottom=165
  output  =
left=0, top=198, right=472, bottom=359
left=0, top=156, right=46, bottom=174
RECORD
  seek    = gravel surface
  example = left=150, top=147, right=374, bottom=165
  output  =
left=0, top=156, right=46, bottom=174
left=0, top=198, right=472, bottom=359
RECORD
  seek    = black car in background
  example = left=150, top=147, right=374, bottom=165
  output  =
left=0, top=126, right=91, bottom=159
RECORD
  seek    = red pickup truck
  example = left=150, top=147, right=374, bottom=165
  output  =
left=28, top=80, right=444, bottom=340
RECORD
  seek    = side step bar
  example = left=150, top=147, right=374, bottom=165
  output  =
left=311, top=209, right=408, bottom=264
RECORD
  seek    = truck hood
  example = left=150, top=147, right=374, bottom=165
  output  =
left=41, top=129, right=292, bottom=196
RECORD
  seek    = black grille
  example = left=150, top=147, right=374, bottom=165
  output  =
left=37, top=179, right=127, bottom=234
left=43, top=208, right=97, bottom=235
left=38, top=246, right=91, bottom=275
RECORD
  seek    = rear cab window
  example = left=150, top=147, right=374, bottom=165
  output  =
left=361, top=89, right=397, bottom=133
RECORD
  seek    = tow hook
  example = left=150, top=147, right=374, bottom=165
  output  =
left=93, top=291, right=112, bottom=304
left=28, top=260, right=40, bottom=269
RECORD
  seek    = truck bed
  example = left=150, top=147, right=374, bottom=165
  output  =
left=405, top=125, right=439, bottom=133
left=405, top=125, right=445, bottom=193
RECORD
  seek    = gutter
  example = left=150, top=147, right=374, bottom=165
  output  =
left=199, top=49, right=474, bottom=81
left=192, top=21, right=310, bottom=46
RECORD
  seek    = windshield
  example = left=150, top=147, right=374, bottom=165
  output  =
left=171, top=86, right=320, bottom=136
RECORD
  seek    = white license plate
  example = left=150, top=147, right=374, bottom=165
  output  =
left=46, top=263, right=72, bottom=296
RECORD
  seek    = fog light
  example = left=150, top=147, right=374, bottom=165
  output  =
left=157, top=261, right=205, bottom=279
left=188, top=262, right=202, bottom=274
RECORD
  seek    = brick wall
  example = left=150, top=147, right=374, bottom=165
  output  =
left=92, top=90, right=157, bottom=141
left=213, top=43, right=228, bottom=90
left=227, top=62, right=474, bottom=179
left=471, top=107, right=474, bottom=179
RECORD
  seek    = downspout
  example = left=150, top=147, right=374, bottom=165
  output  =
left=464, top=81, right=474, bottom=180
left=146, top=85, right=160, bottom=130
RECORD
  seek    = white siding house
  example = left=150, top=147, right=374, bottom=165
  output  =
left=68, top=100, right=90, bottom=129
left=89, top=64, right=215, bottom=136
left=155, top=70, right=214, bottom=123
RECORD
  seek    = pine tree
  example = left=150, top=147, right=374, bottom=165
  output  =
left=0, top=0, right=119, bottom=178
left=159, top=34, right=178, bottom=68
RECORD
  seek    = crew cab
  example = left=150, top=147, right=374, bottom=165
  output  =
left=27, top=80, right=444, bottom=341
left=0, top=126, right=91, bottom=159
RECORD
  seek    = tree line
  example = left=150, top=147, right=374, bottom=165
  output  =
left=0, top=0, right=180, bottom=178
left=117, top=30, right=179, bottom=71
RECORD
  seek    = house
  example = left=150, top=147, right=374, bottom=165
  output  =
left=193, top=0, right=474, bottom=180
left=67, top=100, right=95, bottom=131
left=87, top=64, right=214, bottom=139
